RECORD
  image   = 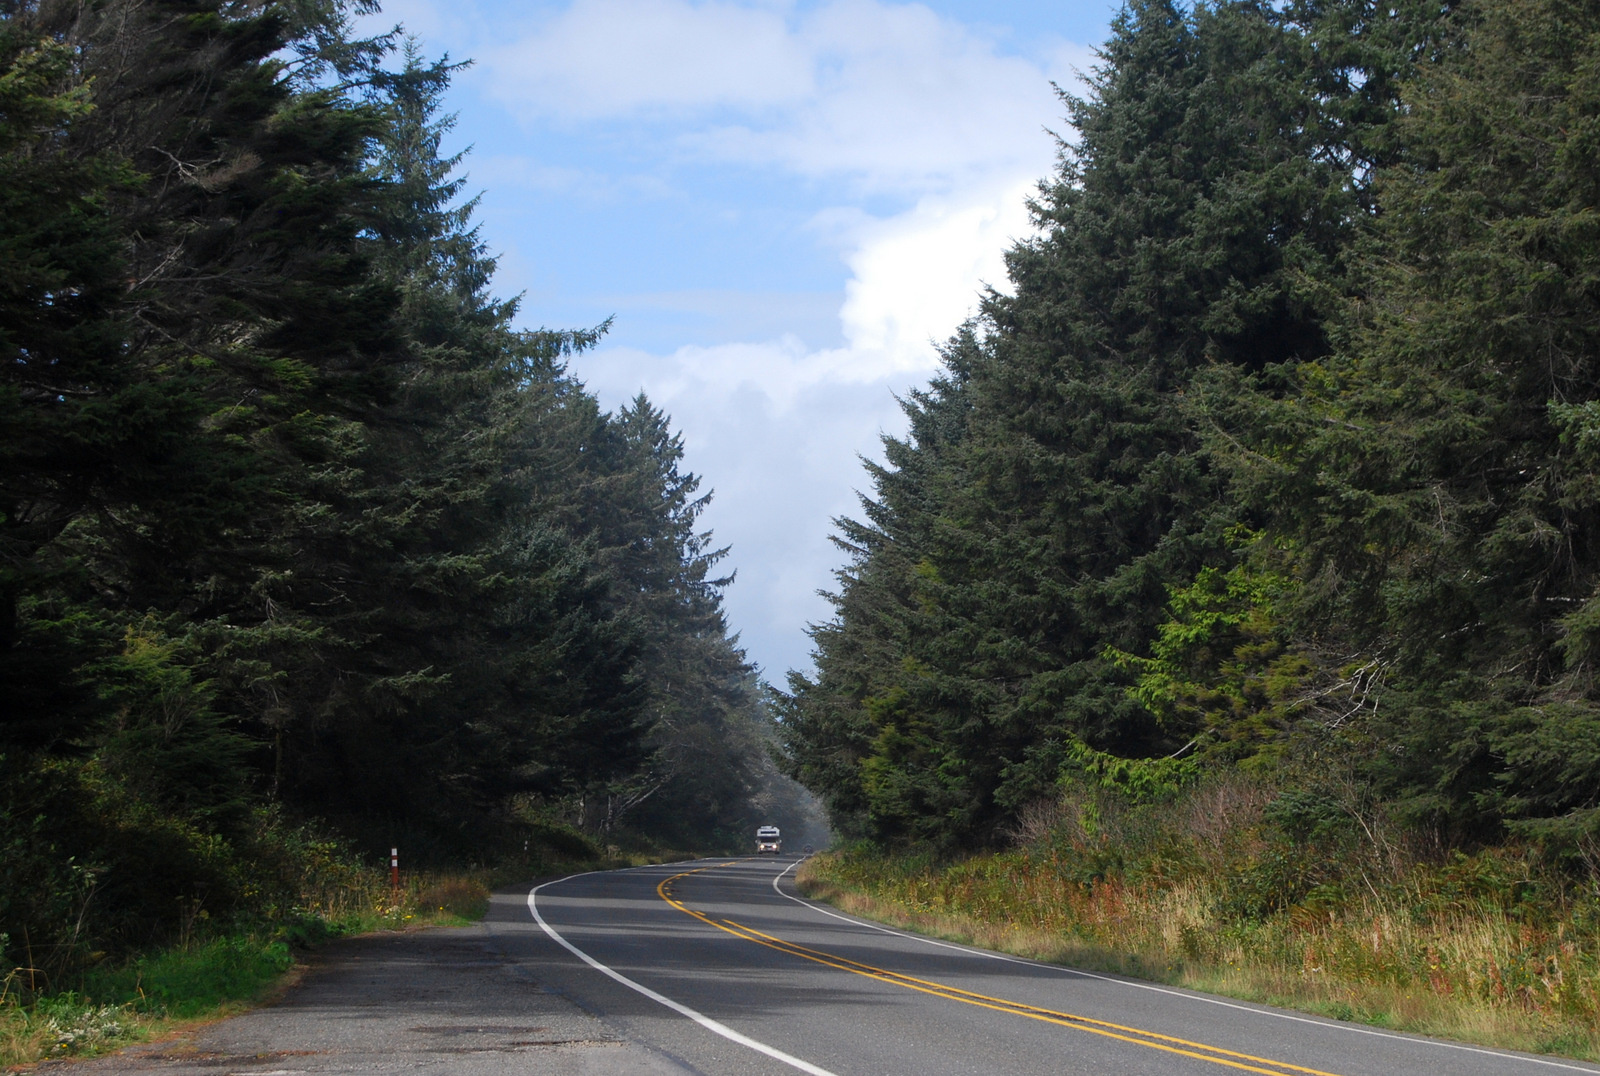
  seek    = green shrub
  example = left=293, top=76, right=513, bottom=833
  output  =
left=85, top=937, right=293, bottom=1017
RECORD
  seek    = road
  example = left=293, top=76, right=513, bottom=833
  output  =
left=515, top=856, right=1596, bottom=1076
left=62, top=856, right=1599, bottom=1075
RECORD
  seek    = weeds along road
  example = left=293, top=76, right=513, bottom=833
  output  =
left=516, top=857, right=1597, bottom=1076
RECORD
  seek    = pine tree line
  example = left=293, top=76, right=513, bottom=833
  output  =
left=0, top=0, right=794, bottom=972
left=783, top=0, right=1600, bottom=856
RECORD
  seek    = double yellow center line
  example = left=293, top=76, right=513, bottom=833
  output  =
left=657, top=864, right=1346, bottom=1076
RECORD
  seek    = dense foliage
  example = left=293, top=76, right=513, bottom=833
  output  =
left=783, top=0, right=1600, bottom=858
left=0, top=0, right=801, bottom=985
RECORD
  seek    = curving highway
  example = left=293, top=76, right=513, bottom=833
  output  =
left=490, top=856, right=1599, bottom=1076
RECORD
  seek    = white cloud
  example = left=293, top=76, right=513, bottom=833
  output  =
left=578, top=172, right=1044, bottom=673
left=482, top=0, right=1079, bottom=195
left=577, top=338, right=910, bottom=677
left=837, top=176, right=1035, bottom=373
left=485, top=0, right=812, bottom=117
left=698, top=2, right=1077, bottom=193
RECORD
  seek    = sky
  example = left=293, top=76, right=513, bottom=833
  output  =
left=365, top=0, right=1119, bottom=680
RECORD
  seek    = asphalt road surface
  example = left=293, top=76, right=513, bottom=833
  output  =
left=60, top=856, right=1600, bottom=1075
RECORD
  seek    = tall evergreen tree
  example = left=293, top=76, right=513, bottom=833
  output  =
left=1209, top=0, right=1600, bottom=841
left=786, top=0, right=1430, bottom=847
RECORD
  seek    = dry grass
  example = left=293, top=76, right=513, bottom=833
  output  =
left=800, top=842, right=1600, bottom=1063
left=290, top=866, right=495, bottom=934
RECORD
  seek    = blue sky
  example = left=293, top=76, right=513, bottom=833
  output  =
left=368, top=0, right=1119, bottom=678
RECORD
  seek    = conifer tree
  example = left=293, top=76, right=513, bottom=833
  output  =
left=786, top=0, right=1404, bottom=846
left=1, top=0, right=780, bottom=969
left=1211, top=0, right=1600, bottom=840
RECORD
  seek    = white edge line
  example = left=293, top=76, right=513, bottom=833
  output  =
left=770, top=861, right=1600, bottom=1074
left=529, top=871, right=840, bottom=1076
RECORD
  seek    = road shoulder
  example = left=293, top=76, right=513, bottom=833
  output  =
left=32, top=924, right=686, bottom=1074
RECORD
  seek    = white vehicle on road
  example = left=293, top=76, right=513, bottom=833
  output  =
left=755, top=825, right=781, bottom=854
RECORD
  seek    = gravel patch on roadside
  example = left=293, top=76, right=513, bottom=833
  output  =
left=34, top=925, right=687, bottom=1075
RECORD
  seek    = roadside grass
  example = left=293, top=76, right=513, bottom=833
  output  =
left=1, top=935, right=296, bottom=1068
left=799, top=838, right=1600, bottom=1064
left=0, top=869, right=498, bottom=1069
left=0, top=843, right=706, bottom=1070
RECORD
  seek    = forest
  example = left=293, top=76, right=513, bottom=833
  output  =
left=0, top=0, right=811, bottom=996
left=785, top=0, right=1600, bottom=1045
left=786, top=0, right=1600, bottom=864
left=10, top=0, right=1600, bottom=1057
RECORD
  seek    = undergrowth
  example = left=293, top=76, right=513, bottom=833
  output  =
left=0, top=810, right=619, bottom=1069
left=799, top=779, right=1600, bottom=1063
